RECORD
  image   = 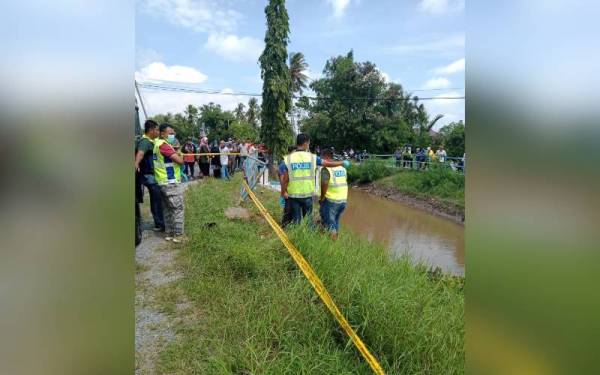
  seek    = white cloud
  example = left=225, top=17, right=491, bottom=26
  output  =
left=433, top=58, right=465, bottom=75
left=418, top=0, right=464, bottom=15
left=135, top=62, right=208, bottom=83
left=143, top=0, right=241, bottom=33
left=423, top=77, right=451, bottom=89
left=327, top=0, right=351, bottom=18
left=423, top=90, right=464, bottom=129
left=205, top=33, right=263, bottom=62
left=387, top=34, right=464, bottom=56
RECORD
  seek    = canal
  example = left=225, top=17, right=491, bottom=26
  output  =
left=342, top=188, right=465, bottom=276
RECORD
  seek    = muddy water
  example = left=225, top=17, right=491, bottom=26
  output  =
left=341, top=188, right=464, bottom=275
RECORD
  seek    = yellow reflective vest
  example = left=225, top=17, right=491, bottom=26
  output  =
left=153, top=138, right=181, bottom=184
left=324, top=166, right=348, bottom=203
left=285, top=151, right=317, bottom=198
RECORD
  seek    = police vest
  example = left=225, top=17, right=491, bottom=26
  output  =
left=153, top=138, right=181, bottom=184
left=136, top=135, right=156, bottom=175
left=285, top=151, right=316, bottom=198
left=324, top=166, right=348, bottom=202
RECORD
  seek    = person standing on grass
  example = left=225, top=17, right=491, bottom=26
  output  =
left=135, top=119, right=165, bottom=232
left=219, top=140, right=230, bottom=181
left=395, top=147, right=402, bottom=168
left=436, top=146, right=447, bottom=163
left=278, top=145, right=297, bottom=228
left=210, top=141, right=221, bottom=178
left=153, top=123, right=186, bottom=243
left=279, top=133, right=349, bottom=225
left=319, top=147, right=348, bottom=240
left=197, top=137, right=210, bottom=178
left=182, top=138, right=196, bottom=179
left=240, top=139, right=248, bottom=168
left=228, top=141, right=236, bottom=176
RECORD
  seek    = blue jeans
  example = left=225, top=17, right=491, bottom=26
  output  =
left=319, top=199, right=346, bottom=233
left=289, top=197, right=313, bottom=225
left=221, top=165, right=229, bottom=180
left=143, top=175, right=165, bottom=229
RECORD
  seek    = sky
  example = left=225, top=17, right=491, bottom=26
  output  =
left=135, top=0, right=465, bottom=129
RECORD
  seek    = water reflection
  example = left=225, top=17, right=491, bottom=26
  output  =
left=341, top=188, right=464, bottom=275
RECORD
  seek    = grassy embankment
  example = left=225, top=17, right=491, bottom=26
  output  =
left=348, top=159, right=465, bottom=213
left=157, top=176, right=464, bottom=374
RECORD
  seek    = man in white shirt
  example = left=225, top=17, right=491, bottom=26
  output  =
left=219, top=140, right=230, bottom=180
left=239, top=139, right=248, bottom=167
left=436, top=146, right=447, bottom=163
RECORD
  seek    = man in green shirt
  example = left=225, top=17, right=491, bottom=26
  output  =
left=135, top=120, right=164, bottom=231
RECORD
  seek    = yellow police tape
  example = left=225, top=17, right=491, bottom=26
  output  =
left=181, top=153, right=241, bottom=156
left=241, top=179, right=386, bottom=375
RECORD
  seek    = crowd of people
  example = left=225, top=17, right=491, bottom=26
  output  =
left=135, top=119, right=265, bottom=243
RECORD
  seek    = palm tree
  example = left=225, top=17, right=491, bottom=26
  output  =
left=234, top=103, right=246, bottom=122
left=288, top=52, right=309, bottom=134
left=288, top=52, right=309, bottom=96
left=246, top=98, right=261, bottom=129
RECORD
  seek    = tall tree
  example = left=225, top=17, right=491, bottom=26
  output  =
left=288, top=52, right=309, bottom=134
left=299, top=51, right=439, bottom=153
left=289, top=52, right=309, bottom=95
left=234, top=103, right=246, bottom=122
left=259, top=0, right=292, bottom=161
left=246, top=97, right=261, bottom=129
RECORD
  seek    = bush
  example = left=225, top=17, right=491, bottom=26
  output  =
left=347, top=160, right=394, bottom=183
left=383, top=163, right=465, bottom=209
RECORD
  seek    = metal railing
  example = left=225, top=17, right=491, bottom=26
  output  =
left=349, top=154, right=466, bottom=174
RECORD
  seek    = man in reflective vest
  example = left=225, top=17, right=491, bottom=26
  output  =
left=135, top=119, right=164, bottom=231
left=280, top=133, right=349, bottom=225
left=153, top=123, right=186, bottom=243
left=319, top=147, right=348, bottom=240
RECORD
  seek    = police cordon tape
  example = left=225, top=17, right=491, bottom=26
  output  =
left=180, top=153, right=241, bottom=156
left=241, top=179, right=386, bottom=375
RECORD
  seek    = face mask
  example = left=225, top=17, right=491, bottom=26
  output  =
left=167, top=134, right=176, bottom=144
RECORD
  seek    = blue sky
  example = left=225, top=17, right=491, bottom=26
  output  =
left=136, top=0, right=464, bottom=128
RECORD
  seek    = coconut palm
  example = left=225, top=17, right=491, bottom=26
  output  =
left=288, top=52, right=309, bottom=96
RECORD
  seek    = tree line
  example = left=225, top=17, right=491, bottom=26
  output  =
left=150, top=98, right=261, bottom=143
left=148, top=0, right=464, bottom=158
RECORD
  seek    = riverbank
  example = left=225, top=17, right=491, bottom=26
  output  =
left=348, top=161, right=465, bottom=225
left=156, top=175, right=464, bottom=374
left=357, top=180, right=464, bottom=225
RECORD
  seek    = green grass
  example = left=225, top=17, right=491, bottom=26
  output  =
left=347, top=160, right=395, bottom=183
left=377, top=164, right=465, bottom=211
left=157, top=176, right=464, bottom=374
left=348, top=160, right=464, bottom=213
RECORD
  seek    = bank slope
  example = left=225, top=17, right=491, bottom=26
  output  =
left=348, top=160, right=465, bottom=222
left=158, top=176, right=464, bottom=374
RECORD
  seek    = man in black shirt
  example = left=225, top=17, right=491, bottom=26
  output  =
left=135, top=120, right=165, bottom=231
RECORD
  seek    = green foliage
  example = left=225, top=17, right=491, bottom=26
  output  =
left=234, top=103, right=247, bottom=122
left=150, top=99, right=262, bottom=143
left=347, top=160, right=395, bottom=183
left=246, top=97, right=261, bottom=129
left=230, top=120, right=259, bottom=142
left=437, top=121, right=465, bottom=157
left=289, top=52, right=309, bottom=95
left=382, top=164, right=465, bottom=210
left=300, top=52, right=439, bottom=153
left=157, top=177, right=464, bottom=374
left=260, top=0, right=293, bottom=160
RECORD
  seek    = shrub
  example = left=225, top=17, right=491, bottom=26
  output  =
left=347, top=160, right=394, bottom=183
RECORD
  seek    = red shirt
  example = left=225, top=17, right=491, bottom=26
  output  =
left=159, top=143, right=177, bottom=159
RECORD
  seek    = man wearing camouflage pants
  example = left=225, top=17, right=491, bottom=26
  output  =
left=153, top=123, right=186, bottom=243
